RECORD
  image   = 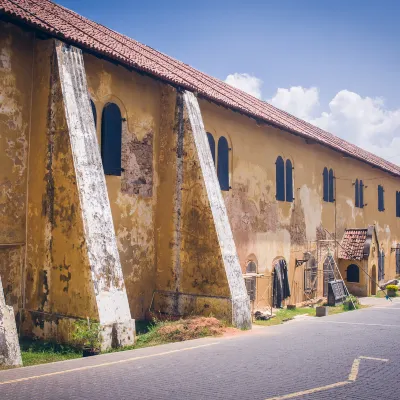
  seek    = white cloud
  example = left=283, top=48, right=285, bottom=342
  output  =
left=311, top=90, right=400, bottom=162
left=224, top=73, right=263, bottom=99
left=269, top=86, right=320, bottom=121
left=225, top=71, right=400, bottom=163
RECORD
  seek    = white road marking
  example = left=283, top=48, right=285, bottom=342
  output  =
left=0, top=342, right=219, bottom=386
left=265, top=356, right=388, bottom=399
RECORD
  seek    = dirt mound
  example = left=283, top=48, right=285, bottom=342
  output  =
left=156, top=317, right=225, bottom=342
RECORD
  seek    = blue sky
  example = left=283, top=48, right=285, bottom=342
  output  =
left=58, top=0, right=400, bottom=162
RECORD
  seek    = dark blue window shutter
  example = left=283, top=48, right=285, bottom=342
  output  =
left=378, top=185, right=384, bottom=211
left=360, top=180, right=364, bottom=208
left=207, top=132, right=216, bottom=165
left=285, top=159, right=293, bottom=202
left=381, top=186, right=384, bottom=211
left=276, top=156, right=285, bottom=201
left=323, top=168, right=328, bottom=202
left=329, top=169, right=334, bottom=202
left=101, top=103, right=122, bottom=176
left=355, top=179, right=359, bottom=207
left=378, top=186, right=381, bottom=211
left=90, top=99, right=97, bottom=129
left=397, top=192, right=400, bottom=217
left=217, top=136, right=229, bottom=191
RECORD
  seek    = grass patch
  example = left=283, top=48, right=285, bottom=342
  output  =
left=254, top=302, right=367, bottom=327
left=19, top=338, right=81, bottom=367
left=254, top=307, right=315, bottom=326
left=15, top=317, right=227, bottom=367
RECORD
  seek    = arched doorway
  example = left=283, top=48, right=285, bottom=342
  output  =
left=245, top=261, right=257, bottom=301
left=272, top=259, right=290, bottom=308
left=371, top=265, right=377, bottom=295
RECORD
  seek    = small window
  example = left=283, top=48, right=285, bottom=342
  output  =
left=378, top=250, right=385, bottom=281
left=276, top=156, right=285, bottom=201
left=101, top=103, right=122, bottom=176
left=323, top=168, right=334, bottom=203
left=378, top=185, right=385, bottom=212
left=207, top=132, right=215, bottom=165
left=285, top=159, right=293, bottom=202
left=346, top=264, right=359, bottom=283
left=90, top=99, right=97, bottom=128
left=396, top=191, right=400, bottom=218
left=355, top=178, right=364, bottom=208
left=217, top=136, right=229, bottom=191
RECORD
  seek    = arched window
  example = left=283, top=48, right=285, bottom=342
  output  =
left=245, top=261, right=257, bottom=301
left=378, top=185, right=384, bottom=212
left=285, top=159, right=293, bottom=202
left=207, top=132, right=215, bottom=165
left=101, top=103, right=122, bottom=176
left=276, top=156, right=285, bottom=201
left=323, top=167, right=329, bottom=202
left=346, top=264, right=359, bottom=283
left=217, top=136, right=229, bottom=191
left=90, top=99, right=97, bottom=129
left=378, top=250, right=385, bottom=281
left=329, top=169, right=334, bottom=202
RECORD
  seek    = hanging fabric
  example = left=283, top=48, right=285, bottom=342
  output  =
left=273, top=259, right=291, bottom=308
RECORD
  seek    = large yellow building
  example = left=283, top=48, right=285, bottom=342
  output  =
left=1, top=0, right=399, bottom=346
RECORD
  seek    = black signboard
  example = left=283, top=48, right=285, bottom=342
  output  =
left=327, top=280, right=347, bottom=306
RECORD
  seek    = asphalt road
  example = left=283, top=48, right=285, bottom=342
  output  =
left=1, top=299, right=400, bottom=400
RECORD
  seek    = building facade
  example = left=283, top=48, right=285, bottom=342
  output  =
left=1, top=0, right=400, bottom=345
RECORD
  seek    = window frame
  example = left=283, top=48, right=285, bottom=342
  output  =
left=285, top=159, right=294, bottom=202
left=275, top=156, right=285, bottom=201
left=217, top=136, right=230, bottom=191
left=378, top=185, right=385, bottom=212
left=101, top=102, right=123, bottom=176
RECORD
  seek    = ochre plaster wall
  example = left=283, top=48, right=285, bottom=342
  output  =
left=0, top=22, right=33, bottom=316
left=2, top=20, right=400, bottom=330
left=84, top=54, right=161, bottom=319
left=199, top=98, right=400, bottom=304
left=24, top=39, right=98, bottom=341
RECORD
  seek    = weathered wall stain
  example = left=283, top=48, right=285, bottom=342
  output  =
left=122, top=131, right=153, bottom=197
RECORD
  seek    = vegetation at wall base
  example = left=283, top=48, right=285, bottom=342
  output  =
left=16, top=317, right=228, bottom=366
left=19, top=338, right=81, bottom=366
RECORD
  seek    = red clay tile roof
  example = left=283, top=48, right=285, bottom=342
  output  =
left=1, top=0, right=400, bottom=177
left=339, top=229, right=368, bottom=260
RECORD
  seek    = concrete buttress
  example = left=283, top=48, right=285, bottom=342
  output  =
left=0, top=276, right=22, bottom=367
left=183, top=91, right=251, bottom=329
left=54, top=41, right=134, bottom=348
